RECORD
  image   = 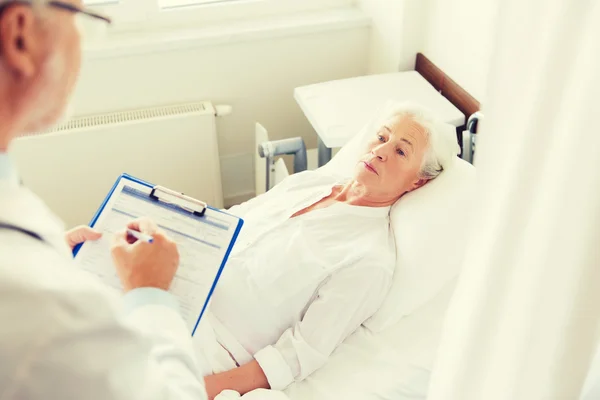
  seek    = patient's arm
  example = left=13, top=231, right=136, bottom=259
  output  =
left=204, top=360, right=269, bottom=400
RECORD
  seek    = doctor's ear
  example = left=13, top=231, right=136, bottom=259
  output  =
left=0, top=5, right=41, bottom=79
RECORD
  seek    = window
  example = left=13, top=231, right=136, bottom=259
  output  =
left=83, top=0, right=118, bottom=5
left=86, top=0, right=355, bottom=32
left=159, top=0, right=241, bottom=10
left=83, top=0, right=119, bottom=7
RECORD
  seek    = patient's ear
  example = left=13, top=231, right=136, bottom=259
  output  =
left=410, top=178, right=430, bottom=191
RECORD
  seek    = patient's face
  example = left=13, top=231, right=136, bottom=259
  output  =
left=354, top=114, right=429, bottom=200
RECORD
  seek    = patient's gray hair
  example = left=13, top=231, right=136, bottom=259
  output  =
left=379, top=102, right=459, bottom=180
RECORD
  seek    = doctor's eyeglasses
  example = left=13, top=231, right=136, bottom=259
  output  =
left=46, top=1, right=112, bottom=25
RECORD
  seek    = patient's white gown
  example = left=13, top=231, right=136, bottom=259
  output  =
left=195, top=171, right=396, bottom=393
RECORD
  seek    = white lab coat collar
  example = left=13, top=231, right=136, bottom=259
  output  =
left=0, top=152, right=19, bottom=186
left=0, top=180, right=71, bottom=258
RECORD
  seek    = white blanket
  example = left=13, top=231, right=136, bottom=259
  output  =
left=197, top=281, right=455, bottom=400
left=192, top=315, right=289, bottom=400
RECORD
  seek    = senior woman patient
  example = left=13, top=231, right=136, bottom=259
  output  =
left=199, top=103, right=457, bottom=399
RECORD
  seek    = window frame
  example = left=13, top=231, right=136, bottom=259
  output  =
left=87, top=0, right=357, bottom=33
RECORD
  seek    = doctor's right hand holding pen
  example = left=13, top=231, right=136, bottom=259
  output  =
left=111, top=217, right=180, bottom=292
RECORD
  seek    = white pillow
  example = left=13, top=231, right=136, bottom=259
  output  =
left=320, top=102, right=476, bottom=332
left=366, top=157, right=475, bottom=331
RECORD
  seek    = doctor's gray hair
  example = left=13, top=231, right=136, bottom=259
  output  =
left=0, top=0, right=47, bottom=7
left=0, top=0, right=50, bottom=20
left=377, top=102, right=460, bottom=180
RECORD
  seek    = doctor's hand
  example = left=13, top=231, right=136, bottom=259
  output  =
left=65, top=226, right=102, bottom=250
left=110, top=218, right=180, bottom=292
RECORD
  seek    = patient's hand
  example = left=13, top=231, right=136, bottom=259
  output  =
left=204, top=360, right=270, bottom=400
left=65, top=225, right=102, bottom=250
left=111, top=217, right=180, bottom=292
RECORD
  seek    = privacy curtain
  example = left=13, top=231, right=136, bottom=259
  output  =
left=427, top=0, right=600, bottom=399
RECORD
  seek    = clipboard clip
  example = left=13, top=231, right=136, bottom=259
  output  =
left=149, top=186, right=207, bottom=217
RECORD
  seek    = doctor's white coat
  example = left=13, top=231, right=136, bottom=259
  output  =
left=0, top=177, right=208, bottom=399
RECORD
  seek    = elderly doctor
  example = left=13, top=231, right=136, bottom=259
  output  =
left=0, top=1, right=208, bottom=399
left=199, top=103, right=458, bottom=398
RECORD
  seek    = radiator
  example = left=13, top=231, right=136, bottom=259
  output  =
left=10, top=102, right=225, bottom=229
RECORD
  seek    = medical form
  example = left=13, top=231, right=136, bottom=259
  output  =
left=74, top=175, right=243, bottom=335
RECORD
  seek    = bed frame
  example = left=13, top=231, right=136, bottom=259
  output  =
left=415, top=53, right=481, bottom=162
left=414, top=53, right=481, bottom=126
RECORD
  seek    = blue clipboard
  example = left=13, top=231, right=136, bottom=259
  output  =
left=74, top=173, right=244, bottom=336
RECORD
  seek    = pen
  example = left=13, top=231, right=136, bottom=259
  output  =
left=127, top=229, right=154, bottom=243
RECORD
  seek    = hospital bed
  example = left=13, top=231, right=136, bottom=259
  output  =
left=256, top=53, right=481, bottom=192
left=248, top=54, right=481, bottom=400
left=255, top=110, right=480, bottom=191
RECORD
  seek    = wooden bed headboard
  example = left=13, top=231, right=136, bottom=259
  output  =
left=415, top=53, right=481, bottom=122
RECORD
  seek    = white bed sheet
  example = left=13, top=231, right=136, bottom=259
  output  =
left=283, top=281, right=457, bottom=400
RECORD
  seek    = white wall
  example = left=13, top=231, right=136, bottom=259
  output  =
left=358, top=0, right=430, bottom=73
left=67, top=0, right=497, bottom=208
left=71, top=24, right=369, bottom=206
left=358, top=0, right=498, bottom=103
left=422, top=0, right=499, bottom=102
